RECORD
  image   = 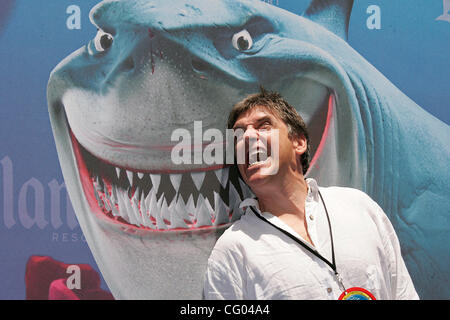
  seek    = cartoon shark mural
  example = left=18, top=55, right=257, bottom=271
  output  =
left=436, top=0, right=450, bottom=22
left=0, top=0, right=15, bottom=34
left=47, top=0, right=450, bottom=299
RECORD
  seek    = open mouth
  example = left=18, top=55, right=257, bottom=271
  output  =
left=248, top=157, right=270, bottom=168
left=247, top=145, right=270, bottom=169
left=68, top=92, right=334, bottom=232
left=70, top=129, right=250, bottom=232
left=59, top=79, right=335, bottom=233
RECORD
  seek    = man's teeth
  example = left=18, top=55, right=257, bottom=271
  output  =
left=91, top=167, right=248, bottom=229
left=248, top=158, right=269, bottom=167
left=248, top=150, right=268, bottom=167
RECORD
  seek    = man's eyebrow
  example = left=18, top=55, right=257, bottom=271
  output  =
left=232, top=123, right=244, bottom=130
left=232, top=115, right=273, bottom=130
left=232, top=120, right=245, bottom=130
left=256, top=116, right=273, bottom=124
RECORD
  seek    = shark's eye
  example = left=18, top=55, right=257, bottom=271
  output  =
left=94, top=30, right=114, bottom=52
left=232, top=29, right=253, bottom=52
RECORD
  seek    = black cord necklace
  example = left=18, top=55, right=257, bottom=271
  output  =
left=249, top=190, right=347, bottom=294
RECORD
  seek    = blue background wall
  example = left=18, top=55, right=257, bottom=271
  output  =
left=0, top=0, right=448, bottom=299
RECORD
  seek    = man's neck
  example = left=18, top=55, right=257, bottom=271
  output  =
left=255, top=175, right=309, bottom=220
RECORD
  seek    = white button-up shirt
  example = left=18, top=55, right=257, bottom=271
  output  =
left=203, top=179, right=419, bottom=300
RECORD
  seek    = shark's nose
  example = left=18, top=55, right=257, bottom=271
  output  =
left=191, top=56, right=212, bottom=74
left=121, top=56, right=135, bottom=72
left=101, top=52, right=136, bottom=86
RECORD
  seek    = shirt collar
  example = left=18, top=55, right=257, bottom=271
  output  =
left=239, top=178, right=320, bottom=211
left=305, top=178, right=319, bottom=203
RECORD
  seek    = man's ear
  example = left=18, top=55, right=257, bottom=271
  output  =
left=293, top=134, right=308, bottom=156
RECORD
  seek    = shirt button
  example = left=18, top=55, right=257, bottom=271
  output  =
left=327, top=287, right=332, bottom=293
left=309, top=215, right=314, bottom=221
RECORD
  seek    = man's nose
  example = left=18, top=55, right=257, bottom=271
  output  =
left=243, top=127, right=260, bottom=148
left=243, top=126, right=261, bottom=140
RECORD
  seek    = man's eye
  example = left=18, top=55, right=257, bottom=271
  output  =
left=232, top=29, right=253, bottom=52
left=260, top=121, right=271, bottom=129
left=93, top=30, right=114, bottom=52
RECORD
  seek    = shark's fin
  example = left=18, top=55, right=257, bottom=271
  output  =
left=303, top=0, right=354, bottom=41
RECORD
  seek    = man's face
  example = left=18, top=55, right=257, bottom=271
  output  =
left=232, top=106, right=307, bottom=193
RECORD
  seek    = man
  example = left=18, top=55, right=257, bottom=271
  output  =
left=203, top=88, right=419, bottom=300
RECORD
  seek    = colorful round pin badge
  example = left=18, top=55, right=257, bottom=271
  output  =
left=338, top=287, right=376, bottom=300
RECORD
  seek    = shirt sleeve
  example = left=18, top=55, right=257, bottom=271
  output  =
left=203, top=249, right=245, bottom=300
left=372, top=203, right=420, bottom=300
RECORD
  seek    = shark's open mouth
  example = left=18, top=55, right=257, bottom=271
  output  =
left=65, top=90, right=336, bottom=233
left=70, top=128, right=248, bottom=231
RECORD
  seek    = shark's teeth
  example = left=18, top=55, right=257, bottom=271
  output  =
left=102, top=183, right=112, bottom=212
left=110, top=184, right=120, bottom=216
left=115, top=167, right=121, bottom=180
left=191, top=171, right=206, bottom=191
left=126, top=170, right=134, bottom=186
left=144, top=188, right=155, bottom=212
left=185, top=194, right=196, bottom=223
left=239, top=177, right=254, bottom=199
left=161, top=194, right=172, bottom=224
left=155, top=195, right=167, bottom=229
left=81, top=141, right=247, bottom=230
left=205, top=196, right=214, bottom=217
left=111, top=200, right=120, bottom=217
left=214, top=167, right=229, bottom=189
left=169, top=173, right=182, bottom=193
left=138, top=190, right=151, bottom=227
left=124, top=191, right=139, bottom=226
left=214, top=191, right=229, bottom=226
left=195, top=194, right=213, bottom=227
left=169, top=198, right=189, bottom=229
left=92, top=175, right=246, bottom=229
left=130, top=188, right=143, bottom=226
left=92, top=181, right=103, bottom=208
left=150, top=174, right=161, bottom=193
left=88, top=160, right=247, bottom=229
left=229, top=181, right=243, bottom=222
left=145, top=189, right=158, bottom=229
left=116, top=187, right=132, bottom=224
left=175, top=196, right=192, bottom=224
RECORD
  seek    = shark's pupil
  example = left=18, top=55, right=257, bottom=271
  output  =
left=237, top=37, right=249, bottom=50
left=100, top=34, right=113, bottom=50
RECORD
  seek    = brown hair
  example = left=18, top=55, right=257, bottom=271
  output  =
left=227, top=87, right=311, bottom=175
